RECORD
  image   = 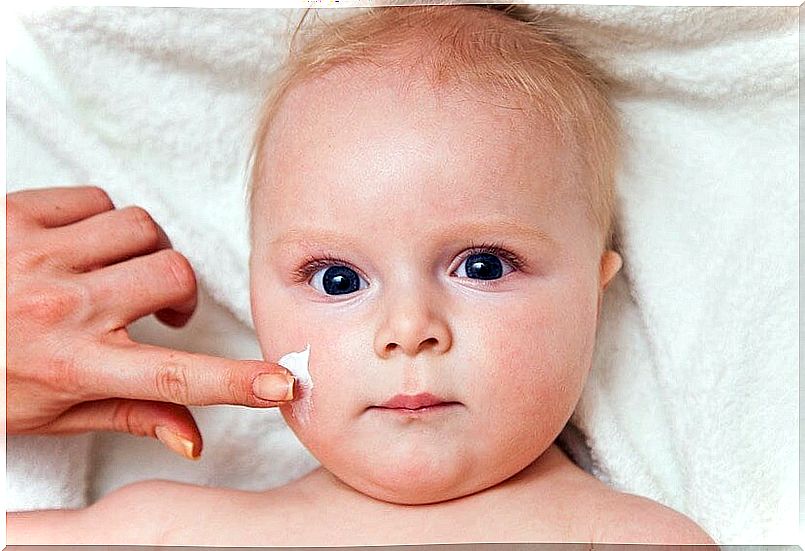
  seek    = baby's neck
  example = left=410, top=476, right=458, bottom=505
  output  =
left=249, top=443, right=604, bottom=546
left=294, top=443, right=578, bottom=512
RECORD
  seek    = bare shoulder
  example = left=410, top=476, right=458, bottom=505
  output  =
left=88, top=478, right=232, bottom=545
left=6, top=479, right=178, bottom=545
left=7, top=506, right=89, bottom=545
left=491, top=445, right=716, bottom=546
left=589, top=488, right=717, bottom=545
left=7, top=479, right=223, bottom=545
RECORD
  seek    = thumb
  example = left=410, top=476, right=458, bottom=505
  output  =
left=43, top=398, right=203, bottom=461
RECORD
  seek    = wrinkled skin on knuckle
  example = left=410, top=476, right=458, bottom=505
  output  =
left=222, top=366, right=246, bottom=405
left=154, top=360, right=191, bottom=404
left=160, top=250, right=197, bottom=296
left=127, top=206, right=162, bottom=250
left=111, top=399, right=149, bottom=437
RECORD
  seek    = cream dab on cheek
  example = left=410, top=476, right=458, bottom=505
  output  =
left=277, top=344, right=313, bottom=423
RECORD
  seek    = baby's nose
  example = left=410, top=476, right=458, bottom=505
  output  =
left=373, top=294, right=452, bottom=358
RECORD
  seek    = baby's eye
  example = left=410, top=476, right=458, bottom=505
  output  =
left=294, top=244, right=522, bottom=297
left=454, top=251, right=516, bottom=281
left=309, top=265, right=368, bottom=296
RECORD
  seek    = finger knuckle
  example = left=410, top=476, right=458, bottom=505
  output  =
left=224, top=367, right=246, bottom=403
left=12, top=281, right=92, bottom=326
left=126, top=206, right=161, bottom=249
left=9, top=245, right=50, bottom=273
left=84, top=185, right=115, bottom=210
left=154, top=361, right=190, bottom=403
left=111, top=400, right=148, bottom=437
left=159, top=250, right=196, bottom=294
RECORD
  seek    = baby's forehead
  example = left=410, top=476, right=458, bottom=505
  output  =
left=269, top=71, right=571, bottom=182
left=255, top=87, right=583, bottom=243
left=258, top=70, right=583, bottom=224
left=249, top=5, right=616, bottom=248
left=269, top=27, right=578, bottom=162
left=279, top=66, right=537, bottom=131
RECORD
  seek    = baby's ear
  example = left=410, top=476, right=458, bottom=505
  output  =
left=599, top=250, right=623, bottom=291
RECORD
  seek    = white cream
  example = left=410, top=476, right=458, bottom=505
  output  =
left=277, top=344, right=313, bottom=423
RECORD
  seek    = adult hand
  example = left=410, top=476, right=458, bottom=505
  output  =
left=7, top=185, right=295, bottom=460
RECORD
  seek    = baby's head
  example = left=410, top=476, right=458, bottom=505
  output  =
left=247, top=5, right=623, bottom=505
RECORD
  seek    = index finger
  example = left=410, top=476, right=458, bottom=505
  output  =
left=80, top=342, right=297, bottom=407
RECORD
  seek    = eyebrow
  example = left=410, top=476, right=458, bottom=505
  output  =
left=270, top=219, right=557, bottom=250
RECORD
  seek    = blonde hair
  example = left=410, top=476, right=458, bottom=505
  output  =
left=247, top=4, right=621, bottom=250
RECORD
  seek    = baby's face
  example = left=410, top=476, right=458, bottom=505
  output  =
left=250, top=68, right=618, bottom=504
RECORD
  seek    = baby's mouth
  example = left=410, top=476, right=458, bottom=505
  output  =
left=369, top=392, right=463, bottom=414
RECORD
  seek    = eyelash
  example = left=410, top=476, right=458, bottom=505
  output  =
left=290, top=240, right=525, bottom=284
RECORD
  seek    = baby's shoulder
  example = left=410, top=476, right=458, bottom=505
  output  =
left=86, top=478, right=241, bottom=544
left=517, top=450, right=714, bottom=545
left=91, top=476, right=319, bottom=546
left=583, top=487, right=716, bottom=544
left=6, top=479, right=197, bottom=545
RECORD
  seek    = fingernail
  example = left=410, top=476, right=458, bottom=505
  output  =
left=155, top=426, right=198, bottom=461
left=253, top=373, right=295, bottom=401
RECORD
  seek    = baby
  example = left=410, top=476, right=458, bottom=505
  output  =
left=8, top=5, right=716, bottom=546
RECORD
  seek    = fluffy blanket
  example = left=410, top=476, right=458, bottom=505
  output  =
left=6, top=5, right=798, bottom=544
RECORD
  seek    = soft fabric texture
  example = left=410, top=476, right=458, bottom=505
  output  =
left=6, top=5, right=798, bottom=544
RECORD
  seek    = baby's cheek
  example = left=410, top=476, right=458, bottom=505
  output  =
left=279, top=346, right=353, bottom=439
left=472, top=299, right=545, bottom=371
left=472, top=306, right=576, bottom=419
left=251, top=287, right=307, bottom=359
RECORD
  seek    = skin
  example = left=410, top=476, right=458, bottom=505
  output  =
left=249, top=65, right=623, bottom=506
left=6, top=186, right=296, bottom=460
left=7, top=53, right=717, bottom=549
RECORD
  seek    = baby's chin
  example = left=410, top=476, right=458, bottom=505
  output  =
left=282, top=424, right=521, bottom=505
left=278, top=396, right=545, bottom=505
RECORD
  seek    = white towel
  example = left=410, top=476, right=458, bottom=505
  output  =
left=6, top=5, right=798, bottom=544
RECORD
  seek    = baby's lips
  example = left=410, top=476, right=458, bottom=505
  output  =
left=252, top=372, right=296, bottom=402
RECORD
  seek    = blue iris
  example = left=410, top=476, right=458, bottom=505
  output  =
left=322, top=266, right=361, bottom=295
left=464, top=252, right=503, bottom=280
